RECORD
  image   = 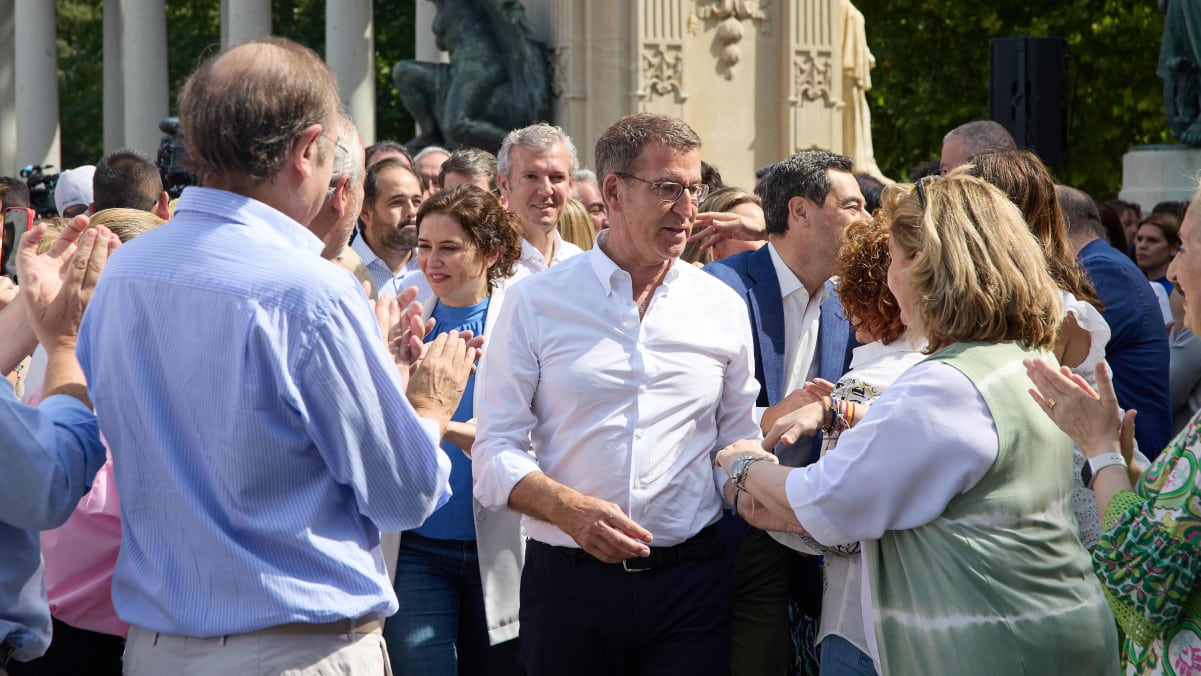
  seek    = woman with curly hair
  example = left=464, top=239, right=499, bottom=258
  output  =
left=384, top=184, right=525, bottom=676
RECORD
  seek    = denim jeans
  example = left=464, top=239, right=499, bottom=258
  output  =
left=383, top=533, right=519, bottom=676
left=819, top=635, right=877, bottom=676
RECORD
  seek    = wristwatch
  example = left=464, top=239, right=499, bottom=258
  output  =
left=729, top=455, right=772, bottom=490
left=1081, top=452, right=1127, bottom=489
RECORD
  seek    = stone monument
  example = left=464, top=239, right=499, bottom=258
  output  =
left=412, top=0, right=887, bottom=188
left=1120, top=0, right=1201, bottom=211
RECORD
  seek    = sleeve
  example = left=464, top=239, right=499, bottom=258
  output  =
left=1091, top=431, right=1201, bottom=647
left=1170, top=327, right=1201, bottom=411
left=295, top=288, right=452, bottom=533
left=711, top=302, right=764, bottom=498
left=472, top=286, right=544, bottom=510
left=0, top=383, right=105, bottom=531
left=783, top=361, right=998, bottom=544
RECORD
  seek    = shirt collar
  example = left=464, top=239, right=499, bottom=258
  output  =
left=174, top=186, right=324, bottom=255
left=521, top=231, right=563, bottom=263
left=587, top=229, right=682, bottom=297
left=767, top=242, right=806, bottom=300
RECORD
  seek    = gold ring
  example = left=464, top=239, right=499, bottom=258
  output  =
left=1046, top=398, right=1056, bottom=411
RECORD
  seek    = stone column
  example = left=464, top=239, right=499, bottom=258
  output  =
left=221, top=0, right=271, bottom=49
left=0, top=0, right=16, bottom=176
left=782, top=0, right=844, bottom=157
left=120, top=0, right=169, bottom=157
left=103, top=0, right=125, bottom=152
left=327, top=0, right=375, bottom=144
left=14, top=0, right=60, bottom=171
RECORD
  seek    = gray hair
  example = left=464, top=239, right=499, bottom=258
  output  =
left=942, top=120, right=1016, bottom=157
left=757, top=151, right=854, bottom=235
left=573, top=168, right=598, bottom=184
left=497, top=123, right=579, bottom=179
left=438, top=147, right=498, bottom=191
left=594, top=113, right=700, bottom=187
left=1055, top=184, right=1105, bottom=239
left=413, top=145, right=450, bottom=165
left=331, top=112, right=364, bottom=188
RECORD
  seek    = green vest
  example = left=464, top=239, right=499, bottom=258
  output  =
left=865, top=341, right=1119, bottom=675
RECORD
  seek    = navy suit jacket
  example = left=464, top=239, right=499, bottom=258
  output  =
left=705, top=245, right=856, bottom=467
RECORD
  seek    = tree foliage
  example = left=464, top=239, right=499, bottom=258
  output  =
left=54, top=0, right=414, bottom=168
left=857, top=0, right=1171, bottom=199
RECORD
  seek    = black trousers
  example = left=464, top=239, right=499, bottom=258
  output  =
left=6, top=618, right=123, bottom=676
left=520, top=530, right=732, bottom=676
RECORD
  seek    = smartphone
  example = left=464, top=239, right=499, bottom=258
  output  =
left=1, top=206, right=35, bottom=281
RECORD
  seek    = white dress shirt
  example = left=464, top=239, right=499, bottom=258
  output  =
left=473, top=232, right=762, bottom=547
left=767, top=243, right=828, bottom=396
left=506, top=231, right=583, bottom=285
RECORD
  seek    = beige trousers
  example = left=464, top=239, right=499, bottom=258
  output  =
left=124, top=625, right=392, bottom=675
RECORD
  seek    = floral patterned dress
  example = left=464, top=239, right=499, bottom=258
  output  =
left=1094, top=416, right=1201, bottom=675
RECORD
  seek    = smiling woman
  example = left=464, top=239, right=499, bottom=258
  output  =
left=383, top=184, right=524, bottom=675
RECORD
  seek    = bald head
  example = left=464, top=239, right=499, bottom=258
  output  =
left=940, top=120, right=1016, bottom=175
left=179, top=37, right=340, bottom=183
left=1055, top=184, right=1104, bottom=251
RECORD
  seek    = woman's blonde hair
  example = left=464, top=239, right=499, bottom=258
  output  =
left=880, top=171, right=1062, bottom=352
left=36, top=209, right=165, bottom=253
left=557, top=198, right=595, bottom=251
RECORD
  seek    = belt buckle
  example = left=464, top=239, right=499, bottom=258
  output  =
left=622, top=558, right=652, bottom=573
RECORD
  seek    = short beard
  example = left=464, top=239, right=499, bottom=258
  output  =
left=370, top=219, right=417, bottom=254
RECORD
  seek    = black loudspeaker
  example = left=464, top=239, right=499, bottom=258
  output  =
left=990, top=37, right=1069, bottom=169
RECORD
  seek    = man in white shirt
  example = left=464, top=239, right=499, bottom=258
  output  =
left=705, top=151, right=867, bottom=675
left=351, top=158, right=431, bottom=299
left=496, top=124, right=583, bottom=283
left=473, top=113, right=764, bottom=676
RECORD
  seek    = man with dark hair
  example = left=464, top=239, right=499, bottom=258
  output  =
left=475, top=113, right=766, bottom=675
left=352, top=157, right=430, bottom=299
left=75, top=37, right=471, bottom=674
left=940, top=120, right=1016, bottom=175
left=705, top=151, right=864, bottom=674
left=1058, top=184, right=1172, bottom=458
left=91, top=149, right=170, bottom=219
left=0, top=177, right=30, bottom=210
left=438, top=147, right=497, bottom=192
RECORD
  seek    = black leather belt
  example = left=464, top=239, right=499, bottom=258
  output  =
left=532, top=524, right=722, bottom=573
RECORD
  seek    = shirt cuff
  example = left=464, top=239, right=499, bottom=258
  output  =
left=784, top=465, right=843, bottom=544
left=472, top=445, right=541, bottom=511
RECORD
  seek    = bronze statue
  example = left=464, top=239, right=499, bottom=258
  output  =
left=394, top=0, right=551, bottom=154
left=1160, top=0, right=1201, bottom=145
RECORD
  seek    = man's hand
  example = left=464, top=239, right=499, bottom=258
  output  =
left=760, top=387, right=822, bottom=435
left=763, top=401, right=825, bottom=449
left=715, top=438, right=776, bottom=474
left=508, top=472, right=654, bottom=563
left=18, top=217, right=120, bottom=350
left=406, top=330, right=477, bottom=435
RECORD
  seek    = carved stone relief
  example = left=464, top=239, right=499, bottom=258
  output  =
left=794, top=49, right=840, bottom=108
left=688, top=0, right=770, bottom=80
left=641, top=43, right=687, bottom=99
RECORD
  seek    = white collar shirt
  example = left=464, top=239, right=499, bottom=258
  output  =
left=473, top=231, right=762, bottom=547
left=507, top=231, right=583, bottom=285
left=767, top=242, right=828, bottom=396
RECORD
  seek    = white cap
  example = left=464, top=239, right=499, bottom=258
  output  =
left=55, top=165, right=96, bottom=216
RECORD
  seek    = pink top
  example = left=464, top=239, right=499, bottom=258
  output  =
left=32, top=378, right=128, bottom=638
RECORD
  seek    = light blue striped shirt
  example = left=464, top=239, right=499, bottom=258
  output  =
left=0, top=382, right=103, bottom=660
left=77, top=187, right=452, bottom=637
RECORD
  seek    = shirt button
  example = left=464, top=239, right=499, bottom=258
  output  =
left=635, top=429, right=645, bottom=439
left=633, top=480, right=642, bottom=489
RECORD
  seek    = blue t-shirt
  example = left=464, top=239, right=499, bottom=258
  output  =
left=411, top=295, right=490, bottom=540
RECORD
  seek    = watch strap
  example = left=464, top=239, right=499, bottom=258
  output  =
left=1081, top=452, right=1126, bottom=489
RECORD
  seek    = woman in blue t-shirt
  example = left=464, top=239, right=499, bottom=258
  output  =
left=383, top=184, right=522, bottom=676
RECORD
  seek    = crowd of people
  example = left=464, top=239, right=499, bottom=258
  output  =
left=2, top=35, right=1201, bottom=676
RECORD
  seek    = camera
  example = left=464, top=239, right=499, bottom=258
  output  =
left=20, top=164, right=59, bottom=218
left=157, top=117, right=196, bottom=199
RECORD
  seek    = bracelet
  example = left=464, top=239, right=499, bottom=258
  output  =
left=733, top=487, right=743, bottom=516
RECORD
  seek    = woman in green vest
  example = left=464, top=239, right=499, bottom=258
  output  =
left=717, top=171, right=1119, bottom=675
left=1028, top=188, right=1201, bottom=674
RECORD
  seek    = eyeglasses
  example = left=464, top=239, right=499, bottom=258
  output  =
left=914, top=175, right=941, bottom=210
left=616, top=172, right=710, bottom=204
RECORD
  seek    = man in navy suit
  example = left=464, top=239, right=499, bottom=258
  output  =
left=706, top=151, right=866, bottom=676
